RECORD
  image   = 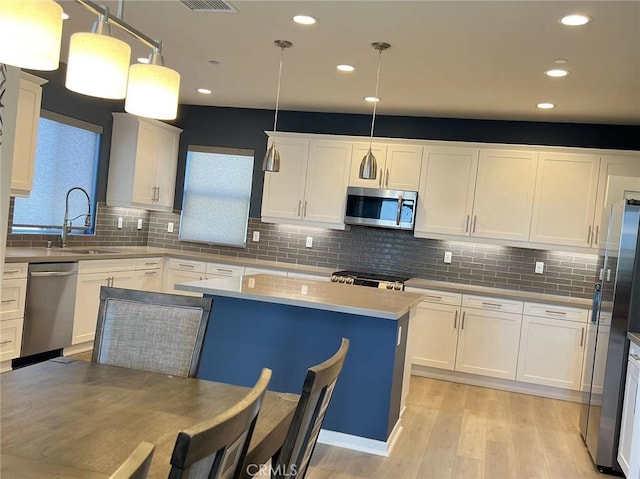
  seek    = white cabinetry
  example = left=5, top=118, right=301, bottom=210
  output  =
left=133, top=257, right=164, bottom=292
left=408, top=290, right=462, bottom=370
left=205, top=262, right=245, bottom=279
left=529, top=153, right=600, bottom=247
left=72, top=260, right=135, bottom=346
left=618, top=342, right=640, bottom=478
left=348, top=142, right=422, bottom=190
left=517, top=302, right=588, bottom=390
left=107, top=113, right=182, bottom=210
left=1, top=263, right=27, bottom=369
left=164, top=259, right=245, bottom=296
left=456, top=295, right=524, bottom=380
left=262, top=136, right=351, bottom=229
left=415, top=147, right=479, bottom=237
left=10, top=72, right=47, bottom=197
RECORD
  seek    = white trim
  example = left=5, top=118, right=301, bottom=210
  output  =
left=63, top=341, right=94, bottom=356
left=318, top=419, right=403, bottom=457
left=411, top=365, right=585, bottom=403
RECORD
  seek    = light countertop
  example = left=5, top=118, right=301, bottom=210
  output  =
left=175, top=274, right=424, bottom=320
left=629, top=332, right=640, bottom=347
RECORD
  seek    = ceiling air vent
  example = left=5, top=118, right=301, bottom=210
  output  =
left=179, top=0, right=236, bottom=12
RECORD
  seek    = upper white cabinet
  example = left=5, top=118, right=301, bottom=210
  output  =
left=348, top=142, right=422, bottom=190
left=10, top=72, right=47, bottom=197
left=415, top=147, right=479, bottom=237
left=107, top=113, right=182, bottom=211
left=529, top=153, right=600, bottom=247
left=262, top=135, right=352, bottom=229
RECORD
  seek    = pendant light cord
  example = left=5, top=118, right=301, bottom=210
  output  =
left=368, top=48, right=383, bottom=149
left=273, top=46, right=285, bottom=133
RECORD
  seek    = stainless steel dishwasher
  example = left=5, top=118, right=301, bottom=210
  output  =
left=22, top=263, right=78, bottom=357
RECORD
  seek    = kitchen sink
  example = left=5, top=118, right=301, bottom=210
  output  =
left=59, top=249, right=119, bottom=255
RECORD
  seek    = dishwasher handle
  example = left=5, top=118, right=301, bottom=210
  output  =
left=30, top=271, right=77, bottom=277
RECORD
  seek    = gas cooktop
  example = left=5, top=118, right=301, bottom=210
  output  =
left=330, top=270, right=412, bottom=290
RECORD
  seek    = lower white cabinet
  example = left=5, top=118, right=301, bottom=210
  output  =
left=133, top=257, right=164, bottom=292
left=0, top=319, right=24, bottom=363
left=618, top=342, right=640, bottom=477
left=164, top=259, right=245, bottom=296
left=409, top=301, right=459, bottom=370
left=1, top=263, right=28, bottom=367
left=72, top=261, right=135, bottom=345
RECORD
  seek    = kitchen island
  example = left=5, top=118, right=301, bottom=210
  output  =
left=176, top=274, right=423, bottom=455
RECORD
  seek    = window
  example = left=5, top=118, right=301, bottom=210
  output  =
left=11, top=111, right=100, bottom=234
left=180, top=146, right=254, bottom=247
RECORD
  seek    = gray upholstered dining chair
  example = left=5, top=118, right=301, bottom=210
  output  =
left=271, top=338, right=349, bottom=479
left=92, top=287, right=213, bottom=378
left=109, top=441, right=155, bottom=479
left=168, top=368, right=272, bottom=479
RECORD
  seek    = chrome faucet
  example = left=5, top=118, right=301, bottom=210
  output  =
left=61, top=187, right=92, bottom=248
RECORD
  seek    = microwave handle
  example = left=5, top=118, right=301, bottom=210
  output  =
left=396, top=195, right=403, bottom=225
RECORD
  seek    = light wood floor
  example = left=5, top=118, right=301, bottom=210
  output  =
left=305, top=376, right=610, bottom=479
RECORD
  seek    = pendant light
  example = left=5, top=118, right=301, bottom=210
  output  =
left=0, top=0, right=63, bottom=71
left=125, top=43, right=181, bottom=120
left=359, top=42, right=390, bottom=180
left=66, top=7, right=131, bottom=99
left=263, top=40, right=293, bottom=173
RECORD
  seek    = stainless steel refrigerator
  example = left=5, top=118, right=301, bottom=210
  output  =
left=581, top=198, right=640, bottom=474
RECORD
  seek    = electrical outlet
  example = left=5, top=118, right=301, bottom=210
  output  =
left=137, top=218, right=143, bottom=230
left=444, top=251, right=452, bottom=264
left=167, top=222, right=174, bottom=233
left=117, top=217, right=123, bottom=229
left=535, top=261, right=544, bottom=274
left=252, top=231, right=260, bottom=242
left=305, top=236, right=313, bottom=248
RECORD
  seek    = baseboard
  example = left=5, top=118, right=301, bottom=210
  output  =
left=318, top=419, right=403, bottom=457
left=63, top=342, right=93, bottom=356
left=411, top=365, right=585, bottom=403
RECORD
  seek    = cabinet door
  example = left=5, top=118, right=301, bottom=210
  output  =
left=72, top=273, right=108, bottom=345
left=348, top=142, right=387, bottom=188
left=0, top=318, right=24, bottom=362
left=409, top=302, right=459, bottom=370
left=455, top=308, right=522, bottom=380
left=415, top=147, right=479, bottom=237
left=11, top=74, right=44, bottom=196
left=618, top=362, right=639, bottom=477
left=164, top=270, right=204, bottom=297
left=472, top=150, right=538, bottom=241
left=1, top=278, right=27, bottom=321
left=593, top=155, right=640, bottom=247
left=517, top=316, right=585, bottom=390
left=303, top=140, right=352, bottom=225
left=153, top=127, right=180, bottom=208
left=134, top=269, right=163, bottom=292
left=131, top=122, right=158, bottom=206
left=261, top=137, right=309, bottom=220
left=385, top=144, right=422, bottom=190
left=529, top=153, right=599, bottom=247
left=112, top=271, right=135, bottom=289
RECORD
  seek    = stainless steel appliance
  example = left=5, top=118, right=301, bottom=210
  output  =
left=331, top=270, right=410, bottom=290
left=344, top=187, right=417, bottom=230
left=21, top=263, right=78, bottom=357
left=581, top=199, right=640, bottom=474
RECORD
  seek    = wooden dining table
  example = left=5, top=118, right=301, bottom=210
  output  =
left=0, top=358, right=299, bottom=478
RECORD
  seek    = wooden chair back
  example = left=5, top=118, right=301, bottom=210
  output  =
left=93, top=287, right=213, bottom=378
left=109, top=441, right=155, bottom=479
left=169, top=368, right=272, bottom=479
left=273, top=338, right=350, bottom=479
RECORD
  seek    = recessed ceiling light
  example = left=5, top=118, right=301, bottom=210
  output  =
left=337, top=64, right=355, bottom=72
left=554, top=58, right=569, bottom=64
left=561, top=14, right=592, bottom=26
left=61, top=12, right=70, bottom=20
left=293, top=15, right=317, bottom=25
left=364, top=96, right=380, bottom=103
left=197, top=88, right=212, bottom=95
left=537, top=102, right=555, bottom=109
left=137, top=57, right=149, bottom=64
left=545, top=69, right=569, bottom=77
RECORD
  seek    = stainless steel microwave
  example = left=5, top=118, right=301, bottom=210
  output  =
left=344, top=187, right=418, bottom=230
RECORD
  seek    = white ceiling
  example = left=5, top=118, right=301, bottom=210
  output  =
left=57, top=0, right=640, bottom=125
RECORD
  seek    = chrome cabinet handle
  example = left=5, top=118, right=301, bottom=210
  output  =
left=594, top=225, right=599, bottom=245
left=545, top=310, right=566, bottom=315
left=396, top=195, right=403, bottom=226
left=386, top=168, right=390, bottom=188
left=297, top=200, right=302, bottom=217
left=580, top=327, right=585, bottom=347
left=303, top=201, right=307, bottom=218
left=472, top=215, right=477, bottom=233
left=178, top=263, right=195, bottom=268
left=1, top=299, right=16, bottom=303
left=465, top=215, right=470, bottom=233
left=30, top=271, right=76, bottom=277
left=482, top=301, right=503, bottom=308
left=214, top=268, right=233, bottom=273
left=144, top=271, right=157, bottom=275
left=422, top=294, right=443, bottom=301
left=145, top=262, right=158, bottom=265
left=379, top=168, right=383, bottom=187
left=0, top=339, right=12, bottom=345
left=454, top=310, right=458, bottom=330
left=461, top=311, right=466, bottom=330
left=4, top=269, right=21, bottom=274
left=587, top=225, right=592, bottom=245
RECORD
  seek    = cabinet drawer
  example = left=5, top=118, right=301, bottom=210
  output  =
left=206, top=262, right=245, bottom=277
left=1, top=278, right=27, bottom=321
left=78, top=259, right=135, bottom=274
left=168, top=258, right=206, bottom=273
left=523, top=302, right=588, bottom=323
left=462, top=294, right=523, bottom=314
left=410, top=288, right=462, bottom=306
left=3, top=263, right=28, bottom=280
left=135, top=257, right=164, bottom=270
left=0, top=318, right=24, bottom=362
